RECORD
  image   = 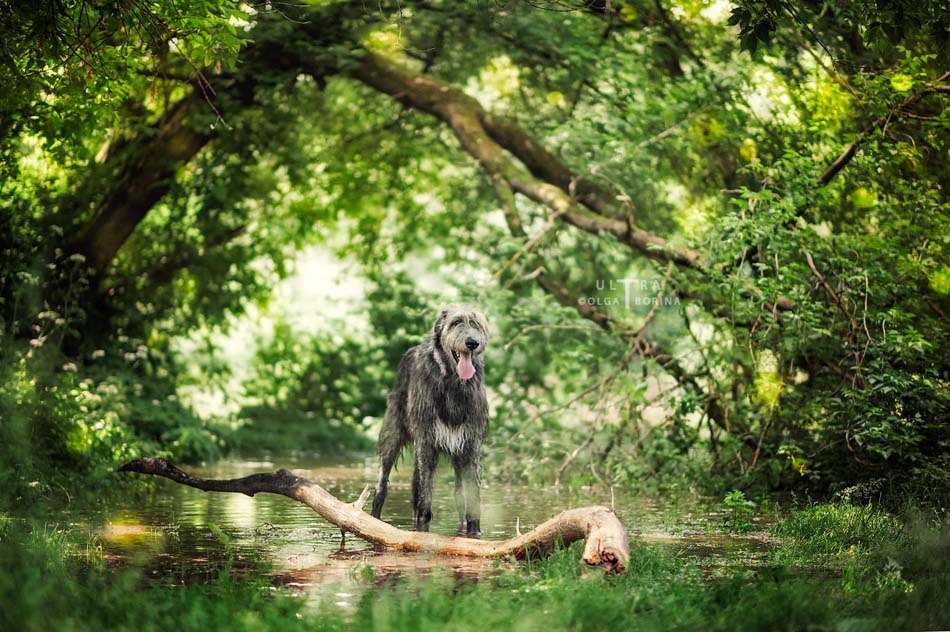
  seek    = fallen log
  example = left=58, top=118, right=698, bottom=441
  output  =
left=119, top=457, right=630, bottom=573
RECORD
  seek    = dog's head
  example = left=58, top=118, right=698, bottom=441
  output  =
left=433, top=305, right=489, bottom=381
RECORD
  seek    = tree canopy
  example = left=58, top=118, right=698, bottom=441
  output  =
left=1, top=0, right=948, bottom=499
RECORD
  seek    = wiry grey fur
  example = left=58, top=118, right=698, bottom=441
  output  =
left=371, top=305, right=489, bottom=535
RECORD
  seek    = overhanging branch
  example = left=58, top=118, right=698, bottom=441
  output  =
left=492, top=179, right=752, bottom=445
left=349, top=51, right=704, bottom=271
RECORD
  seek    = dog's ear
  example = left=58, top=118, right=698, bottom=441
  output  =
left=432, top=309, right=448, bottom=348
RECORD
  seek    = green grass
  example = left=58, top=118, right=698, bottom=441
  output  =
left=771, top=503, right=905, bottom=564
left=2, top=503, right=948, bottom=632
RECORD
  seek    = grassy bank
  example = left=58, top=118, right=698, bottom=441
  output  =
left=2, top=502, right=947, bottom=632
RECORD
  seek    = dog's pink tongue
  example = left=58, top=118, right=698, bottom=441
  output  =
left=457, top=353, right=475, bottom=380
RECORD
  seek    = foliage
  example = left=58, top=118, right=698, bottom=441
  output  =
left=0, top=333, right=228, bottom=508
left=771, top=502, right=906, bottom=565
left=0, top=519, right=314, bottom=632
left=701, top=152, right=950, bottom=494
left=728, top=0, right=950, bottom=57
left=0, top=0, right=249, bottom=179
left=721, top=490, right=757, bottom=533
left=234, top=270, right=431, bottom=452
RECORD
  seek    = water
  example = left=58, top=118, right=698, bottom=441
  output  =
left=86, top=453, right=774, bottom=607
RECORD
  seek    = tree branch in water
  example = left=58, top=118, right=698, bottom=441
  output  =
left=119, top=457, right=630, bottom=573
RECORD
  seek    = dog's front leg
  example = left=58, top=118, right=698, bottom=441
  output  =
left=453, top=453, right=481, bottom=537
left=411, top=444, right=438, bottom=531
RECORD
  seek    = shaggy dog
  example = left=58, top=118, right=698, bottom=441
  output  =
left=370, top=306, right=489, bottom=535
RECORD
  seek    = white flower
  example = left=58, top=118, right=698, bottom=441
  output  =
left=91, top=349, right=105, bottom=359
left=62, top=363, right=77, bottom=372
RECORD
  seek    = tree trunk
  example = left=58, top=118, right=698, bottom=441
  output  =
left=119, top=457, right=630, bottom=573
left=71, top=95, right=212, bottom=273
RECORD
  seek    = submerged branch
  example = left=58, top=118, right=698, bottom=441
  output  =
left=119, top=457, right=630, bottom=573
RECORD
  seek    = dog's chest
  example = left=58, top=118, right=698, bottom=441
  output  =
left=435, top=386, right=472, bottom=423
left=433, top=419, right=468, bottom=455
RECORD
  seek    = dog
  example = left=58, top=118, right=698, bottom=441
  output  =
left=370, top=305, right=489, bottom=535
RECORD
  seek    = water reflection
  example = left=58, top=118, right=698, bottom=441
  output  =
left=88, top=453, right=774, bottom=604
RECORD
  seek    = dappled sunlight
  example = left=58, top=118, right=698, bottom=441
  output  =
left=466, top=55, right=521, bottom=110
left=802, top=71, right=855, bottom=133
left=97, top=519, right=167, bottom=564
left=362, top=25, right=405, bottom=58
left=753, top=350, right=783, bottom=411
left=698, top=0, right=732, bottom=24
left=98, top=522, right=165, bottom=544
left=744, top=66, right=799, bottom=124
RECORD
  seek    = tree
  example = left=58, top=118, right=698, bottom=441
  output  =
left=2, top=0, right=948, bottom=496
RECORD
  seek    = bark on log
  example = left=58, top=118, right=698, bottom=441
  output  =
left=119, top=457, right=630, bottom=573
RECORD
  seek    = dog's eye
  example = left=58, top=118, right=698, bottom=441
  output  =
left=450, top=319, right=463, bottom=327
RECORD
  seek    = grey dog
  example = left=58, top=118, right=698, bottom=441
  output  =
left=370, top=305, right=489, bottom=535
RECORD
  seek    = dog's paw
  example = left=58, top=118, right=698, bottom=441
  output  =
left=458, top=519, right=481, bottom=538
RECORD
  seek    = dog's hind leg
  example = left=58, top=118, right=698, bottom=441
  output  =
left=371, top=421, right=405, bottom=519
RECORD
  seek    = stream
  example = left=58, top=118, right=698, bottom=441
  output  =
left=83, top=452, right=775, bottom=609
